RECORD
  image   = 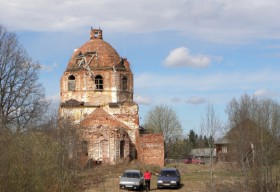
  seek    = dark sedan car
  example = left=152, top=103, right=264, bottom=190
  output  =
left=157, top=168, right=181, bottom=189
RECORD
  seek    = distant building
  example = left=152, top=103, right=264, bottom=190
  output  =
left=190, top=148, right=216, bottom=158
left=190, top=148, right=216, bottom=163
left=214, top=137, right=230, bottom=162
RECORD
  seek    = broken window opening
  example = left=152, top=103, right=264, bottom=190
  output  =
left=82, top=140, right=88, bottom=156
left=95, top=75, right=103, bottom=90
left=90, top=29, right=103, bottom=40
left=94, top=31, right=100, bottom=38
left=120, top=140, right=125, bottom=159
left=121, top=76, right=128, bottom=91
left=68, top=75, right=76, bottom=91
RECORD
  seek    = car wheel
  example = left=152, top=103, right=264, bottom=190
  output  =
left=177, top=182, right=181, bottom=189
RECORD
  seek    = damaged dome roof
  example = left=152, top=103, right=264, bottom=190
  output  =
left=66, top=28, right=121, bottom=71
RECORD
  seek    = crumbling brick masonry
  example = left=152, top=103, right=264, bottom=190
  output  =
left=59, top=28, right=164, bottom=167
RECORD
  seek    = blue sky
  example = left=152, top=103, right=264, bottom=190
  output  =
left=1, top=0, right=280, bottom=135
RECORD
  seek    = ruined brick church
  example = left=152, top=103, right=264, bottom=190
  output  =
left=59, top=28, right=164, bottom=166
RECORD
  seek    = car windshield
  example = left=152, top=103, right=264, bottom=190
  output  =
left=123, top=172, right=140, bottom=178
left=160, top=170, right=177, bottom=177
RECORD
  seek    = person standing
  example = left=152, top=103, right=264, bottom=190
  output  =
left=144, top=170, right=152, bottom=191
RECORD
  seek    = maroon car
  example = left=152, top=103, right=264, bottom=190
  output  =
left=184, top=156, right=205, bottom=164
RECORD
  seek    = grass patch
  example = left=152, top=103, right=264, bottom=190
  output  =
left=71, top=162, right=280, bottom=192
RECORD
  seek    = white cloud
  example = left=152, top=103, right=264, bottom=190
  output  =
left=253, top=89, right=279, bottom=98
left=134, top=69, right=280, bottom=106
left=186, top=96, right=206, bottom=105
left=1, top=0, right=280, bottom=42
left=135, top=70, right=280, bottom=92
left=164, top=47, right=211, bottom=68
left=171, top=97, right=182, bottom=103
left=40, top=62, right=58, bottom=72
left=134, top=95, right=152, bottom=105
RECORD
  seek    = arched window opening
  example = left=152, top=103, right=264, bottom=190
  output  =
left=100, top=140, right=109, bottom=161
left=121, top=76, right=128, bottom=91
left=95, top=75, right=103, bottom=90
left=120, top=140, right=125, bottom=158
left=68, top=75, right=76, bottom=91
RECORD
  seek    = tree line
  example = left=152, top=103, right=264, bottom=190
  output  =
left=143, top=98, right=280, bottom=191
left=142, top=104, right=215, bottom=159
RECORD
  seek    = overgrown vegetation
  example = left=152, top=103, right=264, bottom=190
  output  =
left=0, top=119, right=84, bottom=191
left=225, top=94, right=280, bottom=192
left=0, top=24, right=79, bottom=192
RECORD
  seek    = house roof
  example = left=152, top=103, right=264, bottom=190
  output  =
left=190, top=148, right=216, bottom=157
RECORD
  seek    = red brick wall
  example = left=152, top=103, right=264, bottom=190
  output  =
left=137, top=134, right=164, bottom=167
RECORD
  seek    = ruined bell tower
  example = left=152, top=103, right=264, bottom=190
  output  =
left=59, top=28, right=140, bottom=165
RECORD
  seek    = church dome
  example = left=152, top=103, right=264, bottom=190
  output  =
left=66, top=28, right=121, bottom=71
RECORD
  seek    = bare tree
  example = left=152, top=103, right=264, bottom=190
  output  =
left=143, top=104, right=182, bottom=141
left=200, top=102, right=222, bottom=191
left=0, top=24, right=48, bottom=132
left=226, top=94, right=280, bottom=191
left=143, top=104, right=182, bottom=158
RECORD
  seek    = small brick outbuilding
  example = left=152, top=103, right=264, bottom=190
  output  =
left=137, top=134, right=164, bottom=167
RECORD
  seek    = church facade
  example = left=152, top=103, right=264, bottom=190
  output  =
left=59, top=28, right=140, bottom=164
